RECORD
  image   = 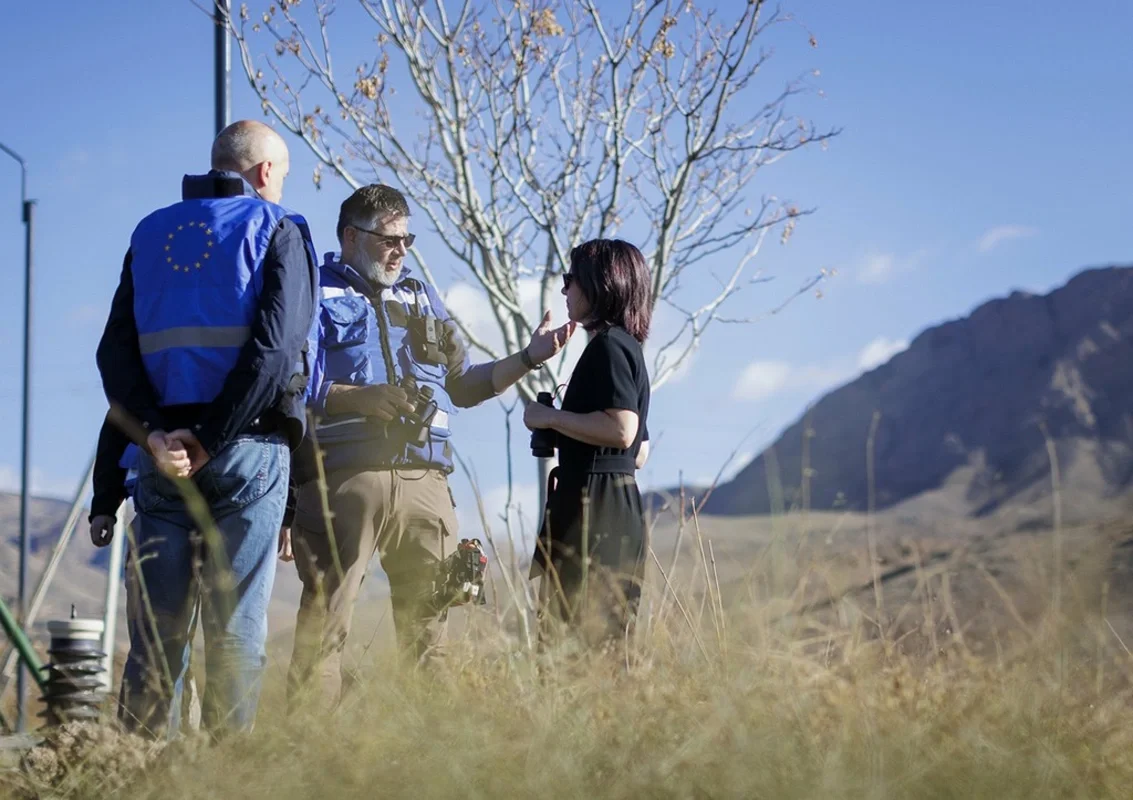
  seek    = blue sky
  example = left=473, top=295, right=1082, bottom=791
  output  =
left=0, top=0, right=1129, bottom=544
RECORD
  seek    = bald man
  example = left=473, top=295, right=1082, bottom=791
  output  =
left=96, top=119, right=318, bottom=740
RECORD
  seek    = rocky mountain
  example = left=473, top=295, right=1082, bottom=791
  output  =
left=666, top=264, right=1133, bottom=520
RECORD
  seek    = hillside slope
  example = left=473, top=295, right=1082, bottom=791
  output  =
left=691, top=265, right=1133, bottom=519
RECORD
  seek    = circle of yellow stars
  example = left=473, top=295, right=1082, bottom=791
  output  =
left=165, top=221, right=214, bottom=272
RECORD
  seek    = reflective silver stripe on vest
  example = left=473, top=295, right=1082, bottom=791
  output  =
left=316, top=411, right=450, bottom=433
left=137, top=326, right=251, bottom=355
left=316, top=416, right=368, bottom=431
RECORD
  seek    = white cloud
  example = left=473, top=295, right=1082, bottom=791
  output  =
left=732, top=360, right=793, bottom=401
left=455, top=480, right=541, bottom=553
left=442, top=282, right=497, bottom=346
left=442, top=278, right=551, bottom=355
left=978, top=225, right=1038, bottom=253
left=857, top=336, right=908, bottom=371
left=733, top=335, right=910, bottom=402
left=731, top=361, right=847, bottom=402
left=855, top=249, right=930, bottom=285
left=858, top=253, right=896, bottom=284
left=484, top=481, right=541, bottom=535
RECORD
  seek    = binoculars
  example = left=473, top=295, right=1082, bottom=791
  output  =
left=398, top=376, right=438, bottom=448
left=530, top=391, right=557, bottom=458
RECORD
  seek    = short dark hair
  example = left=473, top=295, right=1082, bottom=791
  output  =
left=569, top=238, right=653, bottom=343
left=336, top=184, right=410, bottom=243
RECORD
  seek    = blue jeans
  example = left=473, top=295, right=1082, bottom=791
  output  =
left=119, top=433, right=288, bottom=740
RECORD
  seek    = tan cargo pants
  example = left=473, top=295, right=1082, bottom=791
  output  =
left=286, top=466, right=460, bottom=709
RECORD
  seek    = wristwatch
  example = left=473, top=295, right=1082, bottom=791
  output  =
left=520, top=346, right=542, bottom=370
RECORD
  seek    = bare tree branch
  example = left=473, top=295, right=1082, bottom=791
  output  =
left=225, top=0, right=839, bottom=403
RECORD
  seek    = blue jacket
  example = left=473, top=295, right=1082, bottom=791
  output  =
left=304, top=253, right=499, bottom=477
left=97, top=171, right=319, bottom=456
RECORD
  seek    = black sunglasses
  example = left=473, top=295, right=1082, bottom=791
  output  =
left=562, top=273, right=575, bottom=289
left=352, top=225, right=415, bottom=249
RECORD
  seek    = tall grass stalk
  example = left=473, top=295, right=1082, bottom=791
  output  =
left=10, top=408, right=1133, bottom=799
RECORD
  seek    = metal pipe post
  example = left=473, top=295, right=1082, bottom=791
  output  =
left=17, top=196, right=34, bottom=732
left=101, top=512, right=127, bottom=693
left=1, top=142, right=33, bottom=733
left=215, top=0, right=231, bottom=135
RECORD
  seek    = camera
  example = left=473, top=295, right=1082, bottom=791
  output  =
left=432, top=538, right=488, bottom=607
left=530, top=391, right=557, bottom=458
left=398, top=375, right=438, bottom=448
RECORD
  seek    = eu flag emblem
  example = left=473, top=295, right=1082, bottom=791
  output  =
left=164, top=220, right=215, bottom=272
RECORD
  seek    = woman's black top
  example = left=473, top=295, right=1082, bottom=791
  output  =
left=532, top=325, right=650, bottom=586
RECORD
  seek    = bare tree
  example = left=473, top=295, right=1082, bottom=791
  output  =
left=220, top=0, right=837, bottom=513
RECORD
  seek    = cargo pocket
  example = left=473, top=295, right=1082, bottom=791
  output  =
left=438, top=481, right=459, bottom=544
left=323, top=296, right=370, bottom=346
left=418, top=470, right=456, bottom=540
left=323, top=296, right=374, bottom=385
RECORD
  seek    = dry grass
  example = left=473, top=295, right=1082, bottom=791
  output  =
left=5, top=409, right=1133, bottom=798
left=4, top=505, right=1133, bottom=800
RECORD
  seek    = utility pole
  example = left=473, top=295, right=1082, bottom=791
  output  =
left=215, top=0, right=231, bottom=136
left=1, top=142, right=35, bottom=733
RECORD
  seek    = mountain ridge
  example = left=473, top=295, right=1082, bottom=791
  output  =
left=649, top=263, right=1133, bottom=520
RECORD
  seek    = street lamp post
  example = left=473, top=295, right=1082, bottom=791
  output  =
left=215, top=0, right=231, bottom=135
left=0, top=142, right=35, bottom=733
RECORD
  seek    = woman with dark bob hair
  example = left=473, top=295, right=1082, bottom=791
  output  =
left=523, top=238, right=653, bottom=652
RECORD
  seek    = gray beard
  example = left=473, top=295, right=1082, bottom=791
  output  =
left=360, top=261, right=399, bottom=288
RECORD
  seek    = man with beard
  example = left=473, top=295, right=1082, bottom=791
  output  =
left=286, top=184, right=574, bottom=707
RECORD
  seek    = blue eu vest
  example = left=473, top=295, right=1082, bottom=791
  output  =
left=129, top=194, right=311, bottom=406
left=313, top=259, right=458, bottom=473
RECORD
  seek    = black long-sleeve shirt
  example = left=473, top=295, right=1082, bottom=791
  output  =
left=90, top=413, right=131, bottom=523
left=96, top=173, right=317, bottom=458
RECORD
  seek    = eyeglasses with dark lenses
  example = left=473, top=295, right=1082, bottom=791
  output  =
left=352, top=225, right=416, bottom=249
left=562, top=273, right=575, bottom=289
